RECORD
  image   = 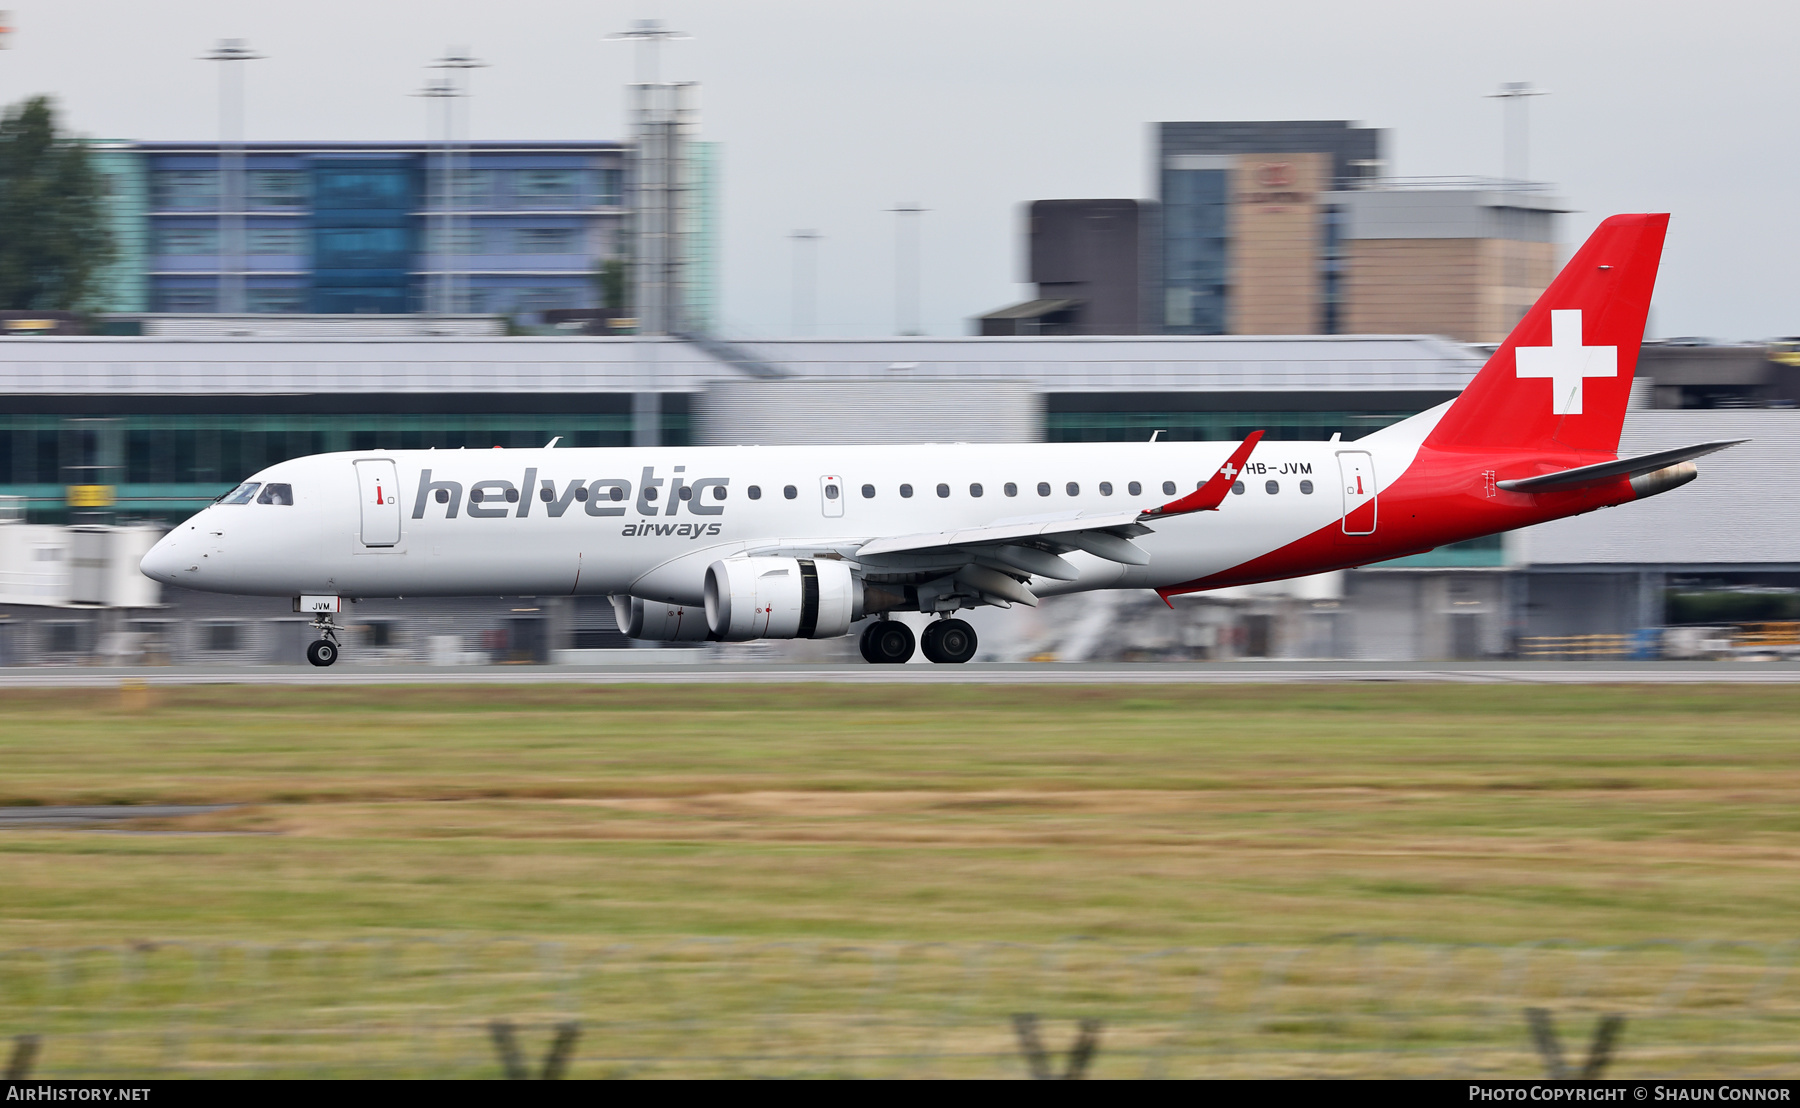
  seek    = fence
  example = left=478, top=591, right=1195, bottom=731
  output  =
left=3, top=936, right=1798, bottom=1078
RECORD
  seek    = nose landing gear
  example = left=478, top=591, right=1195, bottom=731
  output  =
left=306, top=613, right=342, bottom=668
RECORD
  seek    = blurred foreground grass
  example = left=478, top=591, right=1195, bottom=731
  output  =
left=3, top=682, right=1799, bottom=947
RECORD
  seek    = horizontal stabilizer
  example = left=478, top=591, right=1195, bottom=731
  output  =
left=1496, top=439, right=1747, bottom=493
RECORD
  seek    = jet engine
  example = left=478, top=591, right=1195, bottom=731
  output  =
left=610, top=594, right=711, bottom=641
left=704, top=557, right=857, bottom=641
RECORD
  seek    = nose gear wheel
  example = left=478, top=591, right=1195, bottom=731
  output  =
left=306, top=612, right=342, bottom=667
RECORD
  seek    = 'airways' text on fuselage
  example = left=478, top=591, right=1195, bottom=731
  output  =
left=411, top=466, right=729, bottom=520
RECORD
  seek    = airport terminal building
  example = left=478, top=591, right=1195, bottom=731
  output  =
left=0, top=333, right=1792, bottom=664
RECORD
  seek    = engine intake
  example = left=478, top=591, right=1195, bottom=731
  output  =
left=704, top=557, right=856, bottom=641
left=610, top=594, right=711, bottom=641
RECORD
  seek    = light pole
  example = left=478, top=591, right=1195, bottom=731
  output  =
left=888, top=203, right=927, bottom=335
left=414, top=77, right=459, bottom=316
left=789, top=230, right=822, bottom=336
left=202, top=39, right=264, bottom=315
left=430, top=48, right=487, bottom=314
left=605, top=19, right=689, bottom=86
left=1487, top=81, right=1547, bottom=186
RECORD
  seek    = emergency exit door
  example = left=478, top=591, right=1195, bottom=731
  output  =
left=1336, top=451, right=1377, bottom=536
left=820, top=475, right=844, bottom=518
left=355, top=459, right=402, bottom=547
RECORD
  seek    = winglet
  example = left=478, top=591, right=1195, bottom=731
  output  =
left=1140, top=431, right=1265, bottom=520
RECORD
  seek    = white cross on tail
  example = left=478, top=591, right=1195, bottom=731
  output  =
left=1515, top=309, right=1617, bottom=415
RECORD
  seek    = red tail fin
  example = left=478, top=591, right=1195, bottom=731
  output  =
left=1426, top=213, right=1668, bottom=454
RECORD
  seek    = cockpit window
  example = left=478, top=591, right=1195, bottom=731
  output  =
left=257, top=483, right=294, bottom=506
left=218, top=482, right=259, bottom=505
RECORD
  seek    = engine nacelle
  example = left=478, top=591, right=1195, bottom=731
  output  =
left=704, top=557, right=856, bottom=641
left=610, top=594, right=712, bottom=641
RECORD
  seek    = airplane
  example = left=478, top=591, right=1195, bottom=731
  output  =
left=140, top=213, right=1741, bottom=666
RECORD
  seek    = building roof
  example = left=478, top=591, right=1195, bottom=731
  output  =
left=976, top=299, right=1081, bottom=322
left=0, top=334, right=1484, bottom=397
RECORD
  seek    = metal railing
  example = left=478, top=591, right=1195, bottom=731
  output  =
left=2, top=936, right=1797, bottom=1078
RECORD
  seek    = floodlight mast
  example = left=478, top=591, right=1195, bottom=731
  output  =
left=413, top=77, right=460, bottom=316
left=888, top=203, right=928, bottom=336
left=431, top=49, right=487, bottom=315
left=608, top=19, right=694, bottom=338
left=1487, top=81, right=1548, bottom=187
left=605, top=19, right=690, bottom=86
left=789, top=230, right=822, bottom=336
left=201, top=39, right=264, bottom=316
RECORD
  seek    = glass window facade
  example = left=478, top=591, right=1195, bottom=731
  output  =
left=1161, top=167, right=1230, bottom=334
left=151, top=171, right=219, bottom=210
left=248, top=171, right=307, bottom=208
left=513, top=169, right=578, bottom=198
left=309, top=159, right=415, bottom=314
left=515, top=228, right=578, bottom=254
left=247, top=228, right=307, bottom=255
left=134, top=143, right=633, bottom=318
left=156, top=228, right=218, bottom=255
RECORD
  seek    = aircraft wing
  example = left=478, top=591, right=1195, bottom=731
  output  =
left=847, top=431, right=1267, bottom=609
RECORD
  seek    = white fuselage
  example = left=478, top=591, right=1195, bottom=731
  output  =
left=139, top=419, right=1437, bottom=606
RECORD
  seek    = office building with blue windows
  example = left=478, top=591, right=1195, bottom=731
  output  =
left=88, top=140, right=641, bottom=319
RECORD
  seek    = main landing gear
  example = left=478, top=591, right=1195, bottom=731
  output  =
left=859, top=619, right=915, bottom=664
left=306, top=613, right=342, bottom=668
left=858, top=617, right=978, bottom=665
left=921, top=618, right=977, bottom=665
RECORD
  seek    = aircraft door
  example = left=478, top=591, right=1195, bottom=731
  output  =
left=354, top=459, right=402, bottom=547
left=1336, top=451, right=1377, bottom=535
left=820, top=475, right=844, bottom=518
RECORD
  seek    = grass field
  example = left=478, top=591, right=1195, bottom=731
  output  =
left=4, top=682, right=1799, bottom=948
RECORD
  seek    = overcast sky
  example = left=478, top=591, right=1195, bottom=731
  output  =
left=2, top=0, right=1793, bottom=340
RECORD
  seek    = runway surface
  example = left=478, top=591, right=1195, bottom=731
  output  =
left=2, top=661, right=1799, bottom=686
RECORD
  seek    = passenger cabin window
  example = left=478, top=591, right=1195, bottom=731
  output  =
left=861, top=484, right=875, bottom=498
left=748, top=485, right=762, bottom=500
left=1299, top=480, right=1314, bottom=495
left=1066, top=482, right=1080, bottom=497
left=1037, top=482, right=1051, bottom=497
left=1004, top=482, right=1018, bottom=497
left=436, top=488, right=450, bottom=503
left=936, top=483, right=950, bottom=498
left=1265, top=480, right=1279, bottom=495
left=1162, top=481, right=1176, bottom=495
left=1098, top=481, right=1113, bottom=496
left=900, top=484, right=914, bottom=498
left=680, top=486, right=693, bottom=500
left=218, top=482, right=259, bottom=505
left=1128, top=481, right=1142, bottom=496
left=712, top=486, right=728, bottom=500
left=969, top=483, right=983, bottom=497
left=1232, top=481, right=1245, bottom=495
left=783, top=485, right=797, bottom=499
left=256, top=483, right=294, bottom=505
left=824, top=484, right=839, bottom=500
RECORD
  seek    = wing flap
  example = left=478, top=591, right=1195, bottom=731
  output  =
left=855, top=509, right=1146, bottom=559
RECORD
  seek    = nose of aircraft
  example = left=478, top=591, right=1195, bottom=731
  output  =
left=139, top=530, right=183, bottom=585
